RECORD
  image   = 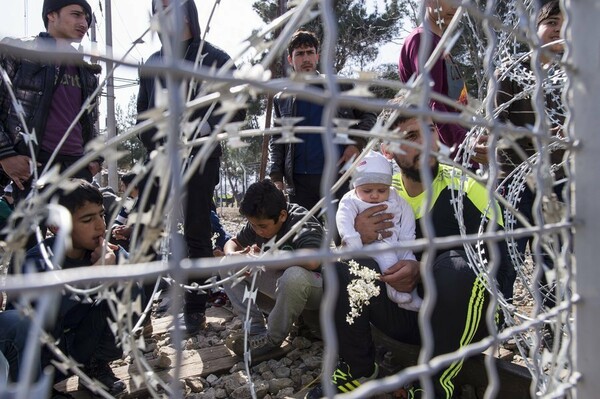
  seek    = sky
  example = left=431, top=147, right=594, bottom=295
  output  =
left=0, top=0, right=401, bottom=124
left=0, top=0, right=265, bottom=111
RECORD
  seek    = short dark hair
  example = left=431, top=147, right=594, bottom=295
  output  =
left=54, top=179, right=103, bottom=214
left=537, top=0, right=561, bottom=27
left=379, top=92, right=421, bottom=129
left=120, top=172, right=136, bottom=187
left=239, top=180, right=287, bottom=222
left=287, top=30, right=319, bottom=57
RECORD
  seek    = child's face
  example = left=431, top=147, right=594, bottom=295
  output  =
left=71, top=201, right=106, bottom=254
left=355, top=183, right=391, bottom=204
left=246, top=210, right=287, bottom=240
left=537, top=13, right=564, bottom=53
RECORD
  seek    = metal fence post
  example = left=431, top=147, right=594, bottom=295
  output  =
left=565, top=0, right=600, bottom=397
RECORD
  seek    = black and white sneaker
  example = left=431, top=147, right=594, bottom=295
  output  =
left=304, top=361, right=378, bottom=398
left=225, top=331, right=280, bottom=358
left=79, top=357, right=126, bottom=397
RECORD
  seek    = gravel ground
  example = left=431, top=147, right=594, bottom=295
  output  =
left=134, top=206, right=536, bottom=399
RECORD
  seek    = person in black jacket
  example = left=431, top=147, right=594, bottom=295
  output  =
left=136, top=0, right=245, bottom=336
left=23, top=179, right=131, bottom=397
left=0, top=0, right=102, bottom=199
left=306, top=105, right=513, bottom=399
left=267, top=30, right=377, bottom=214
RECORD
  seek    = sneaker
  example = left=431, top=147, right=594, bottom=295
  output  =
left=50, top=389, right=75, bottom=399
left=304, top=361, right=378, bottom=399
left=225, top=331, right=279, bottom=357
left=79, top=357, right=126, bottom=397
left=183, top=312, right=206, bottom=336
left=133, top=318, right=154, bottom=339
left=406, top=385, right=426, bottom=399
left=208, top=291, right=228, bottom=307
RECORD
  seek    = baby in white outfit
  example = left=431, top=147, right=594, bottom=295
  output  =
left=337, top=151, right=422, bottom=312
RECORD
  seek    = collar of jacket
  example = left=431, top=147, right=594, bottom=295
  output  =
left=37, top=32, right=101, bottom=75
left=159, top=38, right=201, bottom=62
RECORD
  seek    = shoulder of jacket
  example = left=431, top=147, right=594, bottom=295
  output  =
left=0, top=36, right=38, bottom=55
left=403, top=27, right=424, bottom=44
left=145, top=50, right=163, bottom=64
left=82, top=62, right=102, bottom=75
left=200, top=41, right=233, bottom=66
left=274, top=91, right=295, bottom=105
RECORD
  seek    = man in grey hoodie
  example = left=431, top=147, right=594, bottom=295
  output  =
left=137, top=0, right=245, bottom=335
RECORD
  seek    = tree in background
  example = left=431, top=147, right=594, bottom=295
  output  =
left=219, top=95, right=265, bottom=200
left=115, top=94, right=146, bottom=169
left=370, top=63, right=401, bottom=99
left=253, top=0, right=406, bottom=73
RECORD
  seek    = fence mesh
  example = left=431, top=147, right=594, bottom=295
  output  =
left=0, top=0, right=582, bottom=398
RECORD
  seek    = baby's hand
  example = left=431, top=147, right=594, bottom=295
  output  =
left=91, top=237, right=118, bottom=266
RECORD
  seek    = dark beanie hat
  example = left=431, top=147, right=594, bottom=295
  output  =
left=151, top=0, right=201, bottom=40
left=42, top=0, right=93, bottom=28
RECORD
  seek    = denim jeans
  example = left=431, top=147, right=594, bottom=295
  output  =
left=0, top=310, right=35, bottom=382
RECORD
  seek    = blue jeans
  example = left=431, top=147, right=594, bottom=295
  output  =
left=210, top=210, right=231, bottom=250
left=0, top=310, right=35, bottom=382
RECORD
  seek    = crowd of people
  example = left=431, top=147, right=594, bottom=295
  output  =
left=0, top=0, right=567, bottom=398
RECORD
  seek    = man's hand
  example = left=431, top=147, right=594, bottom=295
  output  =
left=273, top=180, right=285, bottom=192
left=354, top=204, right=394, bottom=245
left=112, top=225, right=132, bottom=241
left=380, top=259, right=420, bottom=293
left=470, top=135, right=489, bottom=165
left=91, top=237, right=118, bottom=265
left=225, top=243, right=260, bottom=257
left=337, top=145, right=360, bottom=167
left=88, top=160, right=102, bottom=176
left=0, top=155, right=35, bottom=190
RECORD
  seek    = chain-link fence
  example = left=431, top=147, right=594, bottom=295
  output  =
left=0, top=0, right=591, bottom=397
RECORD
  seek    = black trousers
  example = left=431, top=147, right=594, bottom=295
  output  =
left=43, top=298, right=122, bottom=374
left=498, top=178, right=565, bottom=308
left=183, top=156, right=220, bottom=313
left=290, top=173, right=349, bottom=214
left=290, top=173, right=349, bottom=245
left=333, top=252, right=493, bottom=399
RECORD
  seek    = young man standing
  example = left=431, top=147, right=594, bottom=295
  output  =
left=137, top=0, right=245, bottom=336
left=398, top=0, right=469, bottom=154
left=0, top=0, right=102, bottom=198
left=267, top=30, right=377, bottom=213
left=494, top=0, right=566, bottom=311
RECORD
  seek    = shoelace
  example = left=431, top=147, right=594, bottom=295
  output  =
left=247, top=334, right=269, bottom=349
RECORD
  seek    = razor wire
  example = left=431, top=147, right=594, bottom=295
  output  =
left=0, top=0, right=580, bottom=398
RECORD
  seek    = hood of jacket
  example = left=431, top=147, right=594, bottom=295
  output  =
left=153, top=0, right=202, bottom=43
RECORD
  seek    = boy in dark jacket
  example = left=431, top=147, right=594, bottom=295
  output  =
left=24, top=179, right=131, bottom=397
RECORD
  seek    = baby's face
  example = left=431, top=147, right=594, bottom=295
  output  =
left=355, top=183, right=391, bottom=204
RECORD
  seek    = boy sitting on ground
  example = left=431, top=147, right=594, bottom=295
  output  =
left=220, top=180, right=324, bottom=358
left=24, top=179, right=134, bottom=397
